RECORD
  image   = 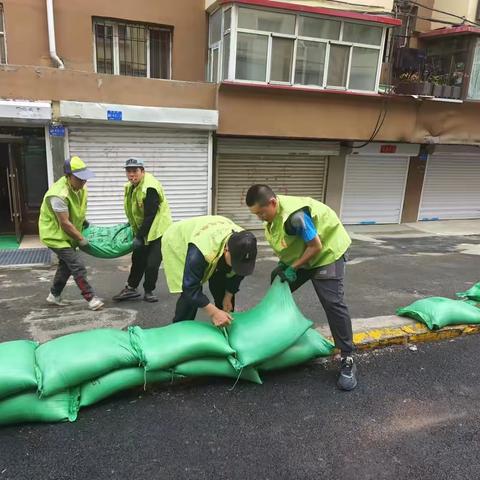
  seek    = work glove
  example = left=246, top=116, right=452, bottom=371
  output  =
left=270, top=261, right=288, bottom=284
left=132, top=236, right=144, bottom=251
left=280, top=266, right=297, bottom=284
left=82, top=220, right=90, bottom=229
left=78, top=238, right=89, bottom=249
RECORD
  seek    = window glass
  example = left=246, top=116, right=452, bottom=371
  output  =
left=223, top=33, right=230, bottom=79
left=349, top=47, right=379, bottom=91
left=270, top=37, right=294, bottom=82
left=327, top=44, right=350, bottom=87
left=236, top=32, right=268, bottom=81
left=298, top=16, right=340, bottom=40
left=150, top=29, right=170, bottom=79
left=343, top=23, right=383, bottom=46
left=118, top=24, right=147, bottom=77
left=95, top=23, right=114, bottom=74
left=295, top=40, right=326, bottom=86
left=224, top=8, right=231, bottom=33
left=238, top=7, right=295, bottom=34
left=209, top=10, right=222, bottom=45
left=468, top=39, right=480, bottom=99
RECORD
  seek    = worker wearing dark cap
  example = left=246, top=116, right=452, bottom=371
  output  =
left=39, top=156, right=104, bottom=311
left=113, top=158, right=172, bottom=303
left=161, top=215, right=257, bottom=327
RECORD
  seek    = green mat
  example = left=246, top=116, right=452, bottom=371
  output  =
left=0, top=235, right=20, bottom=250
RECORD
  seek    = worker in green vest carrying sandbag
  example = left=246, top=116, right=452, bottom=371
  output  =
left=162, top=216, right=257, bottom=327
left=113, top=158, right=172, bottom=303
left=245, top=185, right=357, bottom=391
left=38, top=156, right=104, bottom=311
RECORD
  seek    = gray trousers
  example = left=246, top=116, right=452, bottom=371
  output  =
left=289, top=256, right=354, bottom=356
left=50, top=247, right=95, bottom=301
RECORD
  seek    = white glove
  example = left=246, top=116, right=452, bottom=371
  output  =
left=79, top=238, right=89, bottom=247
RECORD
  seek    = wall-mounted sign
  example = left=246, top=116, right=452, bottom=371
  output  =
left=49, top=124, right=65, bottom=137
left=380, top=144, right=397, bottom=154
left=107, top=110, right=123, bottom=121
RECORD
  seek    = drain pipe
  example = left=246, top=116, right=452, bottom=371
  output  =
left=46, top=0, right=64, bottom=69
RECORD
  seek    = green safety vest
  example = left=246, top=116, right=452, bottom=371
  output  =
left=124, top=172, right=172, bottom=243
left=265, top=194, right=351, bottom=269
left=162, top=215, right=243, bottom=293
left=38, top=176, right=87, bottom=249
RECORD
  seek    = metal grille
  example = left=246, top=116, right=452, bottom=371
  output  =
left=0, top=248, right=51, bottom=266
left=94, top=18, right=171, bottom=79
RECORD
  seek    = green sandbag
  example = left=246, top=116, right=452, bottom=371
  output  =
left=0, top=389, right=79, bottom=426
left=35, top=328, right=139, bottom=397
left=259, top=328, right=334, bottom=372
left=81, top=223, right=133, bottom=258
left=129, top=323, right=235, bottom=371
left=80, top=368, right=181, bottom=407
left=174, top=358, right=263, bottom=384
left=396, top=297, right=480, bottom=330
left=0, top=340, right=38, bottom=400
left=457, top=282, right=480, bottom=302
left=225, top=279, right=313, bottom=369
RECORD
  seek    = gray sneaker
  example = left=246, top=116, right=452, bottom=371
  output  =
left=144, top=291, right=158, bottom=303
left=46, top=293, right=71, bottom=307
left=112, top=286, right=141, bottom=301
left=337, top=356, right=358, bottom=391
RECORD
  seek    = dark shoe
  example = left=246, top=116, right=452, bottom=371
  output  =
left=337, top=356, right=358, bottom=391
left=144, top=292, right=158, bottom=303
left=112, top=286, right=141, bottom=301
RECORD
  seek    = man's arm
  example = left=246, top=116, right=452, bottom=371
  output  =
left=183, top=244, right=233, bottom=327
left=136, top=188, right=160, bottom=239
left=288, top=210, right=322, bottom=270
left=55, top=211, right=84, bottom=243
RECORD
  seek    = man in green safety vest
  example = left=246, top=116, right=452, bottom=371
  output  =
left=162, top=215, right=257, bottom=327
left=38, top=156, right=104, bottom=311
left=113, top=158, right=172, bottom=303
left=246, top=184, right=357, bottom=391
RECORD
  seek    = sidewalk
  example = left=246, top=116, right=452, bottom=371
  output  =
left=0, top=220, right=479, bottom=349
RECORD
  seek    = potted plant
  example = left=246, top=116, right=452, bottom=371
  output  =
left=430, top=75, right=444, bottom=97
left=396, top=72, right=433, bottom=95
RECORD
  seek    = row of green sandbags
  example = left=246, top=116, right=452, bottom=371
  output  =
left=396, top=282, right=480, bottom=330
left=0, top=280, right=334, bottom=426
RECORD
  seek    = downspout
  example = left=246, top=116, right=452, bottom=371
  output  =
left=46, top=0, right=64, bottom=69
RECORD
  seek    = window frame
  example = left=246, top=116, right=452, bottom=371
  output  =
left=209, top=5, right=386, bottom=94
left=0, top=4, right=8, bottom=65
left=92, top=18, right=172, bottom=79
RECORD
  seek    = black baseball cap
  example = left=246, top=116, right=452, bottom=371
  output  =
left=228, top=231, right=257, bottom=276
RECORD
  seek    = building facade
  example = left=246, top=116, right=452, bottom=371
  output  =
left=0, top=0, right=480, bottom=247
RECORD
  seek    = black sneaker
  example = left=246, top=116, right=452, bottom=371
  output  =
left=144, top=291, right=158, bottom=303
left=112, top=286, right=141, bottom=301
left=337, top=356, right=358, bottom=391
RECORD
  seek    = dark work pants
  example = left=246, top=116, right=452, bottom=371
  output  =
left=50, top=247, right=94, bottom=301
left=127, top=237, right=162, bottom=293
left=172, top=270, right=235, bottom=322
left=289, top=257, right=354, bottom=356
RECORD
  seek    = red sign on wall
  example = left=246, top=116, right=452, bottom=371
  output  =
left=380, top=144, right=397, bottom=154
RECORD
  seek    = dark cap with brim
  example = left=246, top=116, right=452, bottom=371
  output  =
left=72, top=168, right=95, bottom=181
left=228, top=231, right=257, bottom=277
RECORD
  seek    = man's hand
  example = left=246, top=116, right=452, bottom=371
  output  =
left=132, top=237, right=144, bottom=251
left=222, top=292, right=234, bottom=313
left=78, top=238, right=89, bottom=248
left=82, top=220, right=90, bottom=229
left=270, top=261, right=288, bottom=284
left=211, top=308, right=233, bottom=328
left=280, top=266, right=297, bottom=284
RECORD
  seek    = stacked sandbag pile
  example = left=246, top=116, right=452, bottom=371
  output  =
left=0, top=280, right=334, bottom=427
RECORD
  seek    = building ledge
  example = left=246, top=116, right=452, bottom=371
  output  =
left=419, top=25, right=480, bottom=39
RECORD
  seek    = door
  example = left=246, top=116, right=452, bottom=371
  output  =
left=341, top=155, right=410, bottom=224
left=0, top=142, right=23, bottom=242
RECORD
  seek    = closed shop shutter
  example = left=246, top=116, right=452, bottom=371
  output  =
left=418, top=149, right=480, bottom=220
left=341, top=155, right=410, bottom=224
left=216, top=138, right=338, bottom=229
left=67, top=125, right=209, bottom=224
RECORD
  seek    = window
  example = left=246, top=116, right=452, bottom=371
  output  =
left=208, top=6, right=386, bottom=93
left=468, top=39, right=480, bottom=99
left=0, top=4, right=7, bottom=64
left=93, top=19, right=171, bottom=79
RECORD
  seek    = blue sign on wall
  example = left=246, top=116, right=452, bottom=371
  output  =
left=49, top=124, right=65, bottom=137
left=107, top=110, right=123, bottom=121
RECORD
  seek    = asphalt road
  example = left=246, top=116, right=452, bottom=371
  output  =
left=1, top=335, right=480, bottom=480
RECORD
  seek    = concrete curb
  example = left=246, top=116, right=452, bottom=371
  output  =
left=315, top=315, right=480, bottom=351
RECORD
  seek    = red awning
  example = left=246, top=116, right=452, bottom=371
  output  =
left=419, top=25, right=480, bottom=39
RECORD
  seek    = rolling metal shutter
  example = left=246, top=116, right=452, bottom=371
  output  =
left=216, top=138, right=338, bottom=229
left=67, top=125, right=209, bottom=224
left=419, top=149, right=480, bottom=220
left=341, top=155, right=410, bottom=224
